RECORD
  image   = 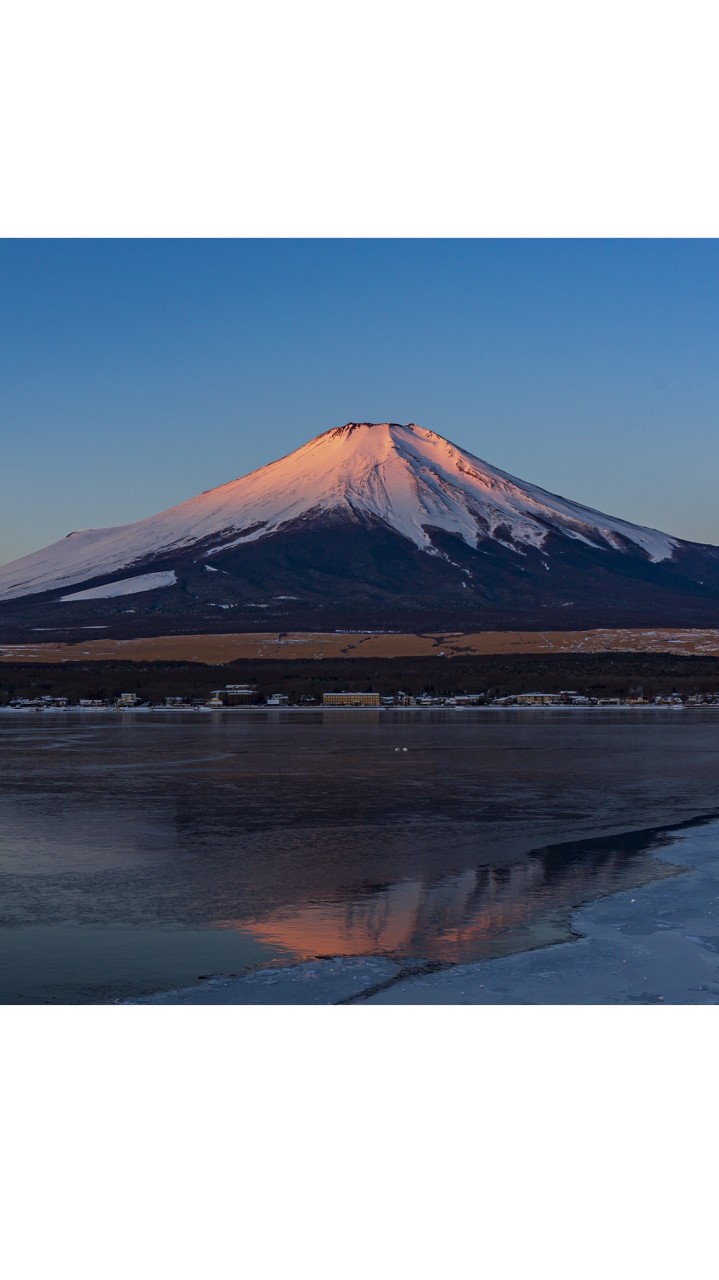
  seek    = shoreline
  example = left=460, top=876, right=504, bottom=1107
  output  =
left=0, top=703, right=703, bottom=715
left=129, top=814, right=719, bottom=1005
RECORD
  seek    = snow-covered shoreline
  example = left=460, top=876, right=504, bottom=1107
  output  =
left=0, top=703, right=704, bottom=715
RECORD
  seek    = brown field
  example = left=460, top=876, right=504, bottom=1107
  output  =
left=3, top=627, right=719, bottom=665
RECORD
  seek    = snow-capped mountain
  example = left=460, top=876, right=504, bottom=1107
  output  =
left=1, top=422, right=718, bottom=637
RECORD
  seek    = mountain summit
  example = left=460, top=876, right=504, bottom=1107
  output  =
left=1, top=421, right=718, bottom=638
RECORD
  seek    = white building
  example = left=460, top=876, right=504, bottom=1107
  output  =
left=210, top=684, right=258, bottom=705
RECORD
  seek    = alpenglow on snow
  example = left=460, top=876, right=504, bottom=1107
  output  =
left=0, top=422, right=683, bottom=602
left=1, top=421, right=718, bottom=636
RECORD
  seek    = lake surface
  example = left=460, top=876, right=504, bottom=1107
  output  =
left=2, top=708, right=719, bottom=1002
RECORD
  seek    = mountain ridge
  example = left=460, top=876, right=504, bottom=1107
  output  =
left=1, top=421, right=717, bottom=639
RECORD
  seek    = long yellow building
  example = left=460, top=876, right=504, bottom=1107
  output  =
left=322, top=691, right=381, bottom=706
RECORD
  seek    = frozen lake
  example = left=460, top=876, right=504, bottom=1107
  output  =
left=2, top=708, right=719, bottom=1002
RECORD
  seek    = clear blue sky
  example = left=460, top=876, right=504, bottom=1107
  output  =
left=1, top=238, right=718, bottom=563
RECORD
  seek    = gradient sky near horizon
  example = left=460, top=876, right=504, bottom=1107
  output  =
left=1, top=238, right=718, bottom=564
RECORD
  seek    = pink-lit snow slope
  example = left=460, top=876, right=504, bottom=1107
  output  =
left=0, top=422, right=680, bottom=601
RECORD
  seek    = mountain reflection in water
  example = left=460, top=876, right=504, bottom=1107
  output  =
left=225, top=827, right=682, bottom=963
left=2, top=709, right=718, bottom=1000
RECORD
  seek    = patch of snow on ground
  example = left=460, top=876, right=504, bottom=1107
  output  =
left=59, top=571, right=177, bottom=601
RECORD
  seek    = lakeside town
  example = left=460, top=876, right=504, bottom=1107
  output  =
left=3, top=680, right=719, bottom=712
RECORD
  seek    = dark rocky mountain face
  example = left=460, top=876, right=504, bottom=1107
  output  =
left=2, top=512, right=719, bottom=641
left=1, top=422, right=718, bottom=640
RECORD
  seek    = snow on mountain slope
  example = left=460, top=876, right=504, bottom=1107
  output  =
left=59, top=571, right=177, bottom=601
left=0, top=422, right=681, bottom=602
